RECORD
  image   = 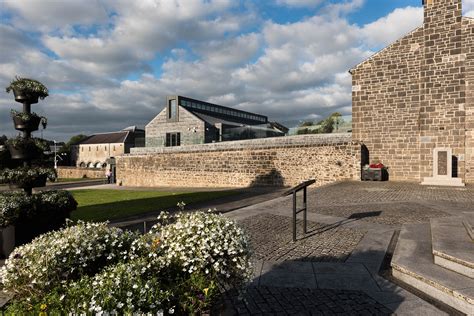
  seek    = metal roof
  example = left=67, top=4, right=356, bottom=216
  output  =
left=78, top=131, right=130, bottom=144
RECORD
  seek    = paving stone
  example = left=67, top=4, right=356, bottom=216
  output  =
left=216, top=286, right=393, bottom=315
left=238, top=213, right=365, bottom=262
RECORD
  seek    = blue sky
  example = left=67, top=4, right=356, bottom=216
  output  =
left=0, top=0, right=473, bottom=141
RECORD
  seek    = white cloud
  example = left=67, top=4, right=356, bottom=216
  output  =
left=465, top=0, right=474, bottom=17
left=39, top=0, right=251, bottom=78
left=3, top=0, right=109, bottom=33
left=275, top=0, right=324, bottom=8
left=0, top=1, right=431, bottom=140
left=362, top=6, right=423, bottom=47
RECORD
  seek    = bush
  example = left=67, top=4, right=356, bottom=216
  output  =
left=5, top=77, right=49, bottom=100
left=34, top=190, right=77, bottom=217
left=0, top=192, right=34, bottom=228
left=1, top=211, right=252, bottom=314
left=0, top=167, right=56, bottom=188
left=1, top=221, right=138, bottom=298
left=150, top=211, right=252, bottom=286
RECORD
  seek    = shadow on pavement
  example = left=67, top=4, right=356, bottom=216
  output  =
left=215, top=249, right=401, bottom=315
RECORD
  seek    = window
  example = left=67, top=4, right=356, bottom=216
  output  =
left=81, top=147, right=83, bottom=152
left=165, top=132, right=181, bottom=147
left=113, top=146, right=115, bottom=151
left=96, top=146, right=98, bottom=151
left=168, top=99, right=177, bottom=120
left=89, top=146, right=91, bottom=151
left=104, top=146, right=107, bottom=151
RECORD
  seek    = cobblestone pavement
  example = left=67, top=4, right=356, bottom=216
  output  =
left=311, top=181, right=474, bottom=205
left=219, top=181, right=456, bottom=315
left=291, top=181, right=474, bottom=226
left=313, top=202, right=450, bottom=226
left=217, top=286, right=392, bottom=315
left=239, top=213, right=365, bottom=262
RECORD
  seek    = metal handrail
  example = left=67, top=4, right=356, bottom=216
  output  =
left=283, top=179, right=316, bottom=242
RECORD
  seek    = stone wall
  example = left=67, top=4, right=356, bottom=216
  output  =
left=464, top=17, right=474, bottom=183
left=352, top=27, right=423, bottom=182
left=57, top=166, right=106, bottom=179
left=71, top=143, right=125, bottom=167
left=117, top=134, right=358, bottom=188
left=146, top=107, right=205, bottom=147
left=351, top=0, right=472, bottom=183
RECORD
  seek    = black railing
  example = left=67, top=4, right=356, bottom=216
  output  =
left=283, top=179, right=316, bottom=242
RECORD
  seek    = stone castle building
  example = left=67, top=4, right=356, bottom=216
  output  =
left=351, top=0, right=474, bottom=185
left=145, top=95, right=287, bottom=147
left=71, top=126, right=144, bottom=168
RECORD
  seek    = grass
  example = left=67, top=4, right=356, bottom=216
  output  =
left=70, top=189, right=239, bottom=222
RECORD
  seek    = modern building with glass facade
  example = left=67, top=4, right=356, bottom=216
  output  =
left=146, top=95, right=288, bottom=147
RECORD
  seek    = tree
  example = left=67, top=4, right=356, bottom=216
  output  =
left=299, top=121, right=314, bottom=127
left=330, top=112, right=343, bottom=132
left=320, top=116, right=335, bottom=133
left=60, top=134, right=88, bottom=154
left=58, top=134, right=88, bottom=166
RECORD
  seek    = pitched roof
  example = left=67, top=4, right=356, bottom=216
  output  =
left=349, top=26, right=422, bottom=73
left=78, top=131, right=130, bottom=144
left=191, top=112, right=247, bottom=127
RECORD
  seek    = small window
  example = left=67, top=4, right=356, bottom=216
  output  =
left=168, top=99, right=177, bottom=120
left=113, top=146, right=115, bottom=151
left=89, top=146, right=91, bottom=151
left=165, top=132, right=181, bottom=147
left=104, top=146, right=107, bottom=151
left=96, top=146, right=98, bottom=151
left=81, top=147, right=83, bottom=152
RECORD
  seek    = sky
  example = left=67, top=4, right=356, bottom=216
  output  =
left=1, top=0, right=474, bottom=142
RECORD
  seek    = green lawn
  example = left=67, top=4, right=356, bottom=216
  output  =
left=70, top=189, right=238, bottom=222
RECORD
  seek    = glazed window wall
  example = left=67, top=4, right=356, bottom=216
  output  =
left=179, top=99, right=266, bottom=123
left=168, top=99, right=177, bottom=120
left=221, top=124, right=285, bottom=141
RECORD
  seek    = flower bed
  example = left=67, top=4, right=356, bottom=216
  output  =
left=0, top=190, right=77, bottom=246
left=0, top=192, right=34, bottom=228
left=15, top=190, right=78, bottom=245
left=1, top=211, right=252, bottom=314
left=0, top=167, right=56, bottom=189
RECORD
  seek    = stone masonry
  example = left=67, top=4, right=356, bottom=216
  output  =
left=57, top=166, right=106, bottom=179
left=146, top=107, right=205, bottom=147
left=351, top=0, right=474, bottom=183
left=116, top=134, right=358, bottom=188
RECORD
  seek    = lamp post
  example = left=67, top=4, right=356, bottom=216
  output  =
left=53, top=140, right=57, bottom=169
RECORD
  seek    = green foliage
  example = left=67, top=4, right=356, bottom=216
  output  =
left=59, top=134, right=88, bottom=154
left=299, top=121, right=314, bottom=127
left=0, top=192, right=34, bottom=227
left=1, top=221, right=138, bottom=298
left=34, top=190, right=77, bottom=218
left=320, top=116, right=335, bottom=133
left=0, top=167, right=56, bottom=187
left=296, top=112, right=344, bottom=135
left=5, top=137, right=49, bottom=155
left=11, top=109, right=47, bottom=129
left=0, top=190, right=76, bottom=228
left=2, top=212, right=252, bottom=314
left=5, top=76, right=49, bottom=100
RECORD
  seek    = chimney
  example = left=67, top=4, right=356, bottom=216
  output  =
left=423, top=0, right=462, bottom=26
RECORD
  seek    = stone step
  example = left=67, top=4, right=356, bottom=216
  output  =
left=463, top=212, right=474, bottom=241
left=391, top=223, right=474, bottom=315
left=431, top=217, right=474, bottom=279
